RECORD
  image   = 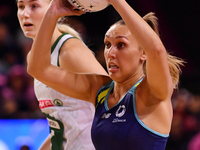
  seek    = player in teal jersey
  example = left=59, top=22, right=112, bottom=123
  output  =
left=27, top=0, right=185, bottom=149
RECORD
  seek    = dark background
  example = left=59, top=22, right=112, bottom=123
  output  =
left=0, top=0, right=200, bottom=150
left=1, top=0, right=200, bottom=94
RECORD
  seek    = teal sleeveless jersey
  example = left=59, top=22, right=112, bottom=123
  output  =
left=91, top=78, right=169, bottom=150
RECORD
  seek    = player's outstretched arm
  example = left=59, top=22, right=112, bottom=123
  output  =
left=109, top=0, right=173, bottom=100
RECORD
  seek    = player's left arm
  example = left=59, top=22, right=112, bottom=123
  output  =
left=38, top=135, right=51, bottom=150
left=110, top=0, right=173, bottom=101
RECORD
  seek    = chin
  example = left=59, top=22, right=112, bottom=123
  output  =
left=109, top=73, right=124, bottom=83
left=25, top=33, right=34, bottom=39
left=109, top=73, right=117, bottom=80
left=24, top=31, right=35, bottom=39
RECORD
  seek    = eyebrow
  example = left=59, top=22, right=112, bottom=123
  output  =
left=17, top=0, right=39, bottom=3
left=105, top=35, right=128, bottom=40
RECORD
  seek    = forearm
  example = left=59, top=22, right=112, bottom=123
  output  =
left=27, top=0, right=83, bottom=78
left=27, top=10, right=58, bottom=78
left=110, top=0, right=164, bottom=53
left=39, top=135, right=51, bottom=150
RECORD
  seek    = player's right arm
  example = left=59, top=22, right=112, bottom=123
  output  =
left=28, top=53, right=110, bottom=105
left=28, top=49, right=110, bottom=105
left=27, top=0, right=111, bottom=105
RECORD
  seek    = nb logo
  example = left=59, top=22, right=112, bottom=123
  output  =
left=101, top=113, right=111, bottom=119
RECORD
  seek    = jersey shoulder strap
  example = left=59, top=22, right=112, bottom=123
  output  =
left=51, top=33, right=77, bottom=66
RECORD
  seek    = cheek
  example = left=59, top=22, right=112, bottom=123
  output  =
left=17, top=13, right=23, bottom=27
left=17, top=12, right=21, bottom=21
left=120, top=52, right=137, bottom=65
left=104, top=50, right=108, bottom=60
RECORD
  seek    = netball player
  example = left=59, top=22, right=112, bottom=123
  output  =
left=16, top=0, right=108, bottom=149
left=27, top=0, right=184, bottom=149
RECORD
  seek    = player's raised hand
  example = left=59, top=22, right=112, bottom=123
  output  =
left=48, top=0, right=84, bottom=18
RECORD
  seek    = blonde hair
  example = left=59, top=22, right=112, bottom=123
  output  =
left=112, top=12, right=185, bottom=89
left=143, top=12, right=185, bottom=89
left=57, top=17, right=82, bottom=40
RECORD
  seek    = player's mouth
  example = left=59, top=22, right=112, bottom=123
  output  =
left=108, top=63, right=119, bottom=72
left=23, top=22, right=33, bottom=28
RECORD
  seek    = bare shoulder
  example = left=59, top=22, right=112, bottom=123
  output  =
left=61, top=37, right=88, bottom=51
left=136, top=77, right=172, bottom=103
left=59, top=37, right=90, bottom=58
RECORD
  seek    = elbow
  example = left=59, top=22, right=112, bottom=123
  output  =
left=157, top=39, right=168, bottom=53
left=154, top=43, right=166, bottom=55
left=150, top=44, right=167, bottom=61
left=27, top=64, right=35, bottom=77
left=26, top=52, right=38, bottom=78
left=27, top=63, right=40, bottom=79
left=26, top=51, right=48, bottom=79
left=146, top=41, right=167, bottom=58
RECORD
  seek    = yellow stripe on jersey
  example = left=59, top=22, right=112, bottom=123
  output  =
left=97, top=88, right=110, bottom=104
left=134, top=82, right=140, bottom=87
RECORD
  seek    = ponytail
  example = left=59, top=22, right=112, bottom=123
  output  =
left=57, top=16, right=82, bottom=40
left=143, top=12, right=185, bottom=89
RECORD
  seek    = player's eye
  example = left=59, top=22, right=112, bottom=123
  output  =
left=18, top=4, right=25, bottom=10
left=32, top=4, right=38, bottom=9
left=105, top=42, right=111, bottom=49
left=117, top=42, right=125, bottom=49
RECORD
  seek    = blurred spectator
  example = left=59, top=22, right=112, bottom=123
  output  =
left=0, top=22, right=24, bottom=75
left=166, top=89, right=200, bottom=150
left=15, top=136, right=33, bottom=150
left=15, top=29, right=32, bottom=60
left=0, top=65, right=44, bottom=119
left=20, top=145, right=30, bottom=150
left=188, top=132, right=200, bottom=150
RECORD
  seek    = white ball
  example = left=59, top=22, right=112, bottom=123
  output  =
left=67, top=0, right=109, bottom=12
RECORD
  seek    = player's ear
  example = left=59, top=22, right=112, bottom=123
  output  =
left=140, top=49, right=146, bottom=61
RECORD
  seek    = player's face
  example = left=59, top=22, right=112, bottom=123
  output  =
left=104, top=24, right=145, bottom=83
left=17, top=0, right=50, bottom=39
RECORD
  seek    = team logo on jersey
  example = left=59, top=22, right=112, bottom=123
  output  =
left=53, top=99, right=63, bottom=106
left=116, top=105, right=126, bottom=117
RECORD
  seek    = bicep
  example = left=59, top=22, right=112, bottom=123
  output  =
left=145, top=48, right=173, bottom=100
left=35, top=65, right=93, bottom=102
left=34, top=65, right=109, bottom=105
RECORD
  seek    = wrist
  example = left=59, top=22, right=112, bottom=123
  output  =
left=45, top=9, right=60, bottom=22
left=108, top=0, right=124, bottom=5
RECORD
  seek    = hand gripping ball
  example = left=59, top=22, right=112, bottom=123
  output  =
left=67, top=0, right=109, bottom=12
